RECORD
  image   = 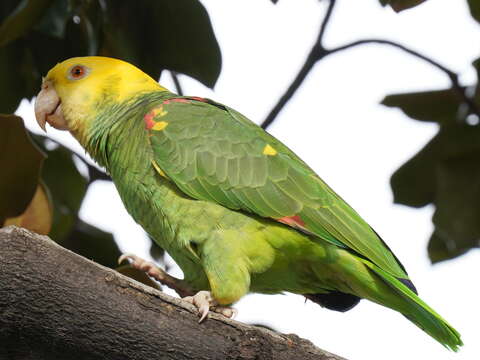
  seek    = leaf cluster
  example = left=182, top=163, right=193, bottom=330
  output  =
left=381, top=20, right=480, bottom=262
left=0, top=0, right=221, bottom=275
left=0, top=0, right=221, bottom=113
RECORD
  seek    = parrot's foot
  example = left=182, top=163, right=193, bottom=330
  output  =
left=183, top=291, right=237, bottom=323
left=118, top=253, right=194, bottom=297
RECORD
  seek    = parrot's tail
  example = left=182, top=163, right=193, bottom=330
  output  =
left=364, top=261, right=463, bottom=351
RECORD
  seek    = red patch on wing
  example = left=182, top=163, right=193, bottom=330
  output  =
left=276, top=215, right=306, bottom=228
left=189, top=96, right=208, bottom=102
left=163, top=98, right=190, bottom=105
left=144, top=112, right=155, bottom=130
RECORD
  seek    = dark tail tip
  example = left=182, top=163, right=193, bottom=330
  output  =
left=305, top=291, right=361, bottom=312
left=398, top=278, right=418, bottom=294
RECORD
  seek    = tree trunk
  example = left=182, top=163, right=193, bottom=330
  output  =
left=0, top=226, right=346, bottom=360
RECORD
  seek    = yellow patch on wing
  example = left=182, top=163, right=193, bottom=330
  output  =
left=263, top=144, right=277, bottom=156
left=152, top=106, right=168, bottom=117
left=152, top=160, right=168, bottom=179
left=152, top=121, right=168, bottom=131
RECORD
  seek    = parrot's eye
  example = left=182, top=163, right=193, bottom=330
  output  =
left=68, top=65, right=89, bottom=80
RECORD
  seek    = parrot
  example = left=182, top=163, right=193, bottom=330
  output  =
left=34, top=56, right=462, bottom=351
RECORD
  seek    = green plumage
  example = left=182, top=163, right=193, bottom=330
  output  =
left=84, top=91, right=461, bottom=350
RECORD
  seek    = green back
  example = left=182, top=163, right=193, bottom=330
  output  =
left=144, top=94, right=408, bottom=279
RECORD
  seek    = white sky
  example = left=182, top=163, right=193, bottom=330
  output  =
left=18, top=0, right=479, bottom=359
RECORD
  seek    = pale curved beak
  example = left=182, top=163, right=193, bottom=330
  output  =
left=34, top=81, right=69, bottom=132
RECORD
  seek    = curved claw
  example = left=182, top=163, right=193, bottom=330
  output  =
left=118, top=253, right=136, bottom=265
left=214, top=306, right=237, bottom=320
left=198, top=303, right=210, bottom=323
left=183, top=291, right=237, bottom=323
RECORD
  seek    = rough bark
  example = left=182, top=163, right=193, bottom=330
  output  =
left=0, top=226, right=346, bottom=360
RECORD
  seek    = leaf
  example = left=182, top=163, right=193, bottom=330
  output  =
left=4, top=181, right=53, bottom=235
left=428, top=154, right=480, bottom=263
left=116, top=264, right=161, bottom=290
left=390, top=136, right=436, bottom=208
left=0, top=42, right=27, bottom=113
left=391, top=124, right=480, bottom=262
left=391, top=125, right=480, bottom=207
left=0, top=0, right=54, bottom=46
left=0, top=115, right=46, bottom=224
left=379, top=0, right=427, bottom=12
left=467, top=0, right=480, bottom=24
left=34, top=0, right=72, bottom=38
left=61, top=219, right=122, bottom=268
left=102, top=0, right=221, bottom=88
left=38, top=143, right=88, bottom=241
left=30, top=135, right=119, bottom=267
left=382, top=88, right=464, bottom=125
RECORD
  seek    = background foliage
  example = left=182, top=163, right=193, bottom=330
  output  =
left=0, top=0, right=478, bottom=277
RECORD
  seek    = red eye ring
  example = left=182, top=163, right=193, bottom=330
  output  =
left=68, top=65, right=88, bottom=80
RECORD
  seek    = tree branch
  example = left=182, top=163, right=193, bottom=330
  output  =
left=171, top=71, right=184, bottom=96
left=261, top=0, right=478, bottom=129
left=0, top=226, right=346, bottom=360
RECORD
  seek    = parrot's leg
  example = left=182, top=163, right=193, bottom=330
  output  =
left=182, top=290, right=237, bottom=323
left=118, top=253, right=194, bottom=297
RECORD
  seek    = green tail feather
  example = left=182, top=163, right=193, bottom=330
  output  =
left=363, top=261, right=463, bottom=351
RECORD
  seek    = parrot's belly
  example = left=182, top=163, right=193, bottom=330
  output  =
left=112, top=169, right=361, bottom=298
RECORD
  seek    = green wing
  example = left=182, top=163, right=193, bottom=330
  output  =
left=146, top=96, right=408, bottom=279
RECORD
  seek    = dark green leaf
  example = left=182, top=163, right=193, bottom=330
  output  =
left=0, top=0, right=54, bottom=46
left=39, top=142, right=88, bottom=241
left=102, top=0, right=221, bottom=88
left=391, top=124, right=480, bottom=261
left=26, top=22, right=92, bottom=77
left=382, top=89, right=464, bottom=125
left=34, top=0, right=72, bottom=38
left=0, top=1, right=20, bottom=23
left=428, top=232, right=472, bottom=264
left=379, top=0, right=427, bottom=12
left=32, top=134, right=110, bottom=184
left=4, top=180, right=53, bottom=234
left=0, top=115, right=46, bottom=223
left=391, top=125, right=480, bottom=207
left=428, top=154, right=480, bottom=263
left=0, top=42, right=27, bottom=113
left=467, top=0, right=480, bottom=23
left=61, top=219, right=121, bottom=268
left=390, top=137, right=436, bottom=208
left=31, top=135, right=119, bottom=267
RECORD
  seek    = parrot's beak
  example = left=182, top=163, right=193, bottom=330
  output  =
left=34, top=81, right=69, bottom=132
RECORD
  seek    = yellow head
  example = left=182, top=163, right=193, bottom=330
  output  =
left=34, top=56, right=167, bottom=140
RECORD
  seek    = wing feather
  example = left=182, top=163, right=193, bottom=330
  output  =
left=147, top=96, right=408, bottom=278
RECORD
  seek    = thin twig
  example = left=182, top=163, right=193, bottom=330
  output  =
left=316, top=0, right=336, bottom=45
left=328, top=39, right=480, bottom=116
left=261, top=0, right=336, bottom=129
left=170, top=71, right=184, bottom=96
left=261, top=0, right=478, bottom=129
